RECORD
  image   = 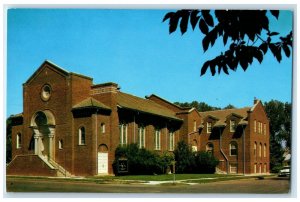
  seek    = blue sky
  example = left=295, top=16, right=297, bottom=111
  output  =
left=7, top=9, right=293, bottom=117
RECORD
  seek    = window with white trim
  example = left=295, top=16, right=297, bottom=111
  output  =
left=263, top=123, right=266, bottom=135
left=230, top=120, right=236, bottom=132
left=119, top=123, right=127, bottom=146
left=230, top=142, right=238, bottom=156
left=169, top=130, right=175, bottom=151
left=16, top=133, right=22, bottom=149
left=263, top=143, right=266, bottom=157
left=254, top=142, right=257, bottom=157
left=193, top=120, right=197, bottom=132
left=138, top=125, right=145, bottom=149
left=254, top=120, right=257, bottom=133
left=154, top=128, right=161, bottom=150
left=207, top=122, right=212, bottom=133
left=78, top=127, right=86, bottom=145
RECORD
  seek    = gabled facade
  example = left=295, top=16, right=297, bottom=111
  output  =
left=7, top=61, right=270, bottom=176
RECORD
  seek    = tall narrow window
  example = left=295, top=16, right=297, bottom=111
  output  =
left=264, top=163, right=267, bottom=173
left=259, top=143, right=262, bottom=157
left=207, top=122, right=212, bottom=133
left=230, top=120, right=236, bottom=132
left=59, top=140, right=63, bottom=149
left=230, top=163, right=238, bottom=174
left=263, top=144, right=267, bottom=157
left=206, top=143, right=214, bottom=155
left=169, top=130, right=175, bottom=151
left=79, top=127, right=86, bottom=145
left=119, top=123, right=127, bottom=146
left=263, top=123, right=266, bottom=135
left=254, top=142, right=257, bottom=157
left=138, top=125, right=145, bottom=149
left=154, top=128, right=161, bottom=150
left=16, top=133, right=22, bottom=149
left=254, top=120, right=257, bottom=133
left=100, top=123, right=105, bottom=134
left=254, top=164, right=257, bottom=173
left=230, top=142, right=238, bottom=156
left=193, top=120, right=197, bottom=132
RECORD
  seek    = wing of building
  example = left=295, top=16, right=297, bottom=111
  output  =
left=7, top=60, right=270, bottom=176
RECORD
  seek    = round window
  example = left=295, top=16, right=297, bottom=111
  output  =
left=41, top=84, right=51, bottom=101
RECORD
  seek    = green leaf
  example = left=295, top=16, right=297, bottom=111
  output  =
left=199, top=18, right=209, bottom=34
left=180, top=12, right=189, bottom=34
left=259, top=43, right=268, bottom=54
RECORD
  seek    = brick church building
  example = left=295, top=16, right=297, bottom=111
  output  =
left=7, top=60, right=270, bottom=176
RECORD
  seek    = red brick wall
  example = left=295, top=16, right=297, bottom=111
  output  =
left=7, top=155, right=57, bottom=176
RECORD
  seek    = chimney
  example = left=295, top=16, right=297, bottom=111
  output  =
left=254, top=97, right=259, bottom=104
left=91, top=82, right=120, bottom=95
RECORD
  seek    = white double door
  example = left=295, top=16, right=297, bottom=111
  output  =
left=98, top=152, right=108, bottom=174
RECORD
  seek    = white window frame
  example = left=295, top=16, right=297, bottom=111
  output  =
left=263, top=123, right=266, bottom=135
left=254, top=120, right=257, bottom=133
left=230, top=120, right=236, bottom=132
left=169, top=131, right=175, bottom=151
left=254, top=142, right=257, bottom=157
left=16, top=133, right=22, bottom=149
left=78, top=127, right=86, bottom=145
left=119, top=123, right=127, bottom=146
left=138, top=125, right=145, bottom=149
left=154, top=129, right=161, bottom=150
left=263, top=144, right=266, bottom=157
left=193, top=120, right=197, bottom=132
left=207, top=122, right=212, bottom=133
left=230, top=142, right=238, bottom=156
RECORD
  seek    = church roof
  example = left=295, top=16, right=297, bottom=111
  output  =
left=199, top=107, right=251, bottom=126
left=116, top=92, right=182, bottom=121
left=72, top=97, right=111, bottom=111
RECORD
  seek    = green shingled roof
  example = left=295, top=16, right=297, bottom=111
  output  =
left=117, top=92, right=182, bottom=121
left=73, top=97, right=111, bottom=110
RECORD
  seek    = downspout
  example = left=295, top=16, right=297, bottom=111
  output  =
left=219, top=127, right=229, bottom=174
left=243, top=125, right=246, bottom=175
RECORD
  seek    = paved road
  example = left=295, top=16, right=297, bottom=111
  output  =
left=6, top=177, right=290, bottom=195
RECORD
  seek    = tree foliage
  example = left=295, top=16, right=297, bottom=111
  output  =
left=174, top=101, right=221, bottom=112
left=6, top=118, right=12, bottom=164
left=263, top=100, right=291, bottom=172
left=174, top=140, right=219, bottom=174
left=163, top=10, right=293, bottom=76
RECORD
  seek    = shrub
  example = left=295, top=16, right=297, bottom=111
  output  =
left=113, top=144, right=172, bottom=175
left=193, top=151, right=219, bottom=173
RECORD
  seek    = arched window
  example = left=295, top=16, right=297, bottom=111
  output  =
left=16, top=133, right=22, bottom=149
left=119, top=123, right=127, bottom=146
left=59, top=139, right=63, bottom=149
left=154, top=128, right=161, bottom=150
left=259, top=143, right=262, bottom=157
left=206, top=143, right=214, bottom=155
left=230, top=142, right=238, bottom=156
left=100, top=123, right=105, bottom=134
left=263, top=143, right=267, bottom=157
left=254, top=142, right=257, bottom=157
left=138, top=125, right=146, bottom=149
left=79, top=127, right=86, bottom=145
left=192, top=139, right=198, bottom=152
left=230, top=120, right=236, bottom=132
